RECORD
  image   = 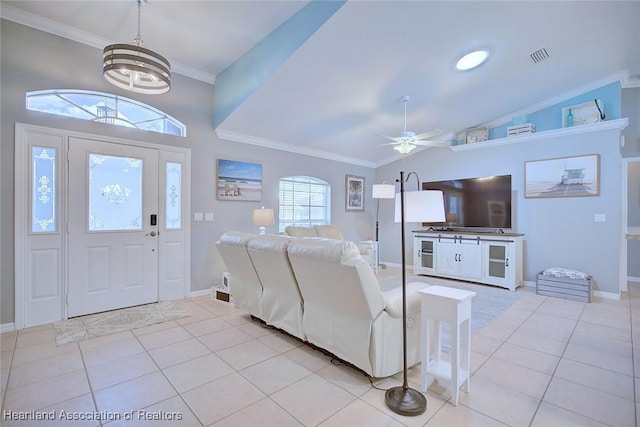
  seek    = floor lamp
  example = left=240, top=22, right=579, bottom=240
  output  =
left=372, top=183, right=396, bottom=268
left=385, top=171, right=445, bottom=416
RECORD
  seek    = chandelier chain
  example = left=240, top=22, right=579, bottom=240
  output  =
left=136, top=0, right=143, bottom=45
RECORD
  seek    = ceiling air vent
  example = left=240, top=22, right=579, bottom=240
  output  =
left=530, top=48, right=549, bottom=64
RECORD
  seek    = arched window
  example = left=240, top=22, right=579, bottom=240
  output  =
left=26, top=90, right=186, bottom=137
left=279, top=176, right=331, bottom=232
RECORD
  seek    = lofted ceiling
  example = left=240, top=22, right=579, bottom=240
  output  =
left=3, top=1, right=640, bottom=167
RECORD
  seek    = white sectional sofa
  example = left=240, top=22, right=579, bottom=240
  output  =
left=216, top=231, right=425, bottom=378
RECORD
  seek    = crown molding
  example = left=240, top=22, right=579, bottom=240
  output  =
left=215, top=129, right=377, bottom=169
left=0, top=4, right=216, bottom=85
left=621, top=71, right=640, bottom=89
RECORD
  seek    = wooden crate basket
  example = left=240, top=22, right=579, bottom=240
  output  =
left=536, top=272, right=592, bottom=303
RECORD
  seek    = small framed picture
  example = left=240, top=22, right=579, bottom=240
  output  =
left=345, top=175, right=365, bottom=212
left=465, top=127, right=489, bottom=144
left=216, top=159, right=262, bottom=201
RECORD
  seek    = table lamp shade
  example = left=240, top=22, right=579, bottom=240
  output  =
left=252, top=208, right=275, bottom=227
left=394, top=190, right=446, bottom=223
left=372, top=184, right=396, bottom=199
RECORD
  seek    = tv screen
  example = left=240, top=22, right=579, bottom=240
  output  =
left=422, top=174, right=512, bottom=229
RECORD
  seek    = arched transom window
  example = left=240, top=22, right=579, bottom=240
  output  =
left=26, top=89, right=186, bottom=137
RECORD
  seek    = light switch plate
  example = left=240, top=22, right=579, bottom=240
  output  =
left=194, top=212, right=204, bottom=222
left=594, top=214, right=606, bottom=223
left=205, top=212, right=214, bottom=221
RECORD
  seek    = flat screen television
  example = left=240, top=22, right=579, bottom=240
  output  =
left=421, top=174, right=512, bottom=230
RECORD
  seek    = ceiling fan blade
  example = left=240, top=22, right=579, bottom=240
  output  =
left=378, top=134, right=400, bottom=142
left=378, top=142, right=400, bottom=146
left=413, top=140, right=450, bottom=147
left=413, top=129, right=443, bottom=141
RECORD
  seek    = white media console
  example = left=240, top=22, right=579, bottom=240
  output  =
left=413, top=230, right=524, bottom=291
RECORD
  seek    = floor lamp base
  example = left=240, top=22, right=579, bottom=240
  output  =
left=384, top=386, right=427, bottom=416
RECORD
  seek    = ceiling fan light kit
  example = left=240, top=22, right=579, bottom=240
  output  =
left=381, top=95, right=443, bottom=155
left=394, top=144, right=416, bottom=154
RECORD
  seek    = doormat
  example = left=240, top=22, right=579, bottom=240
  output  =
left=54, top=301, right=189, bottom=346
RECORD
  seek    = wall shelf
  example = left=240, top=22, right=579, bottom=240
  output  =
left=450, top=118, right=628, bottom=152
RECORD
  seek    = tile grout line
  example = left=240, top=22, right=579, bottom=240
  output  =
left=76, top=338, right=106, bottom=427
left=467, top=293, right=541, bottom=427
left=526, top=296, right=585, bottom=427
left=137, top=325, right=208, bottom=427
left=0, top=331, right=18, bottom=418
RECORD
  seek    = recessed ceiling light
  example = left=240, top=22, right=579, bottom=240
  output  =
left=456, top=50, right=489, bottom=71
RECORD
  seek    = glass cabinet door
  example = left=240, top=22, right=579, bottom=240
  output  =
left=420, top=239, right=434, bottom=269
left=487, top=244, right=507, bottom=279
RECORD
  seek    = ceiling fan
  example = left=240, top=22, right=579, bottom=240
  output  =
left=380, top=95, right=446, bottom=154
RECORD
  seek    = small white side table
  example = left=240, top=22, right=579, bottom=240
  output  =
left=360, top=240, right=379, bottom=271
left=419, top=285, right=476, bottom=406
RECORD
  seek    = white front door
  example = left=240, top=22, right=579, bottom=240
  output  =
left=67, top=137, right=159, bottom=317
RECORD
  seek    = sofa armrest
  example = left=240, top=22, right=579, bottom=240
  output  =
left=382, top=281, right=430, bottom=318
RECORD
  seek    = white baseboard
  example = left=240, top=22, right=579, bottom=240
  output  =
left=1, top=323, right=16, bottom=333
left=189, top=289, right=211, bottom=299
left=593, top=290, right=621, bottom=301
left=379, top=261, right=402, bottom=269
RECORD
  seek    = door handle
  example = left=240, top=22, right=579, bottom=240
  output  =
left=146, top=231, right=157, bottom=237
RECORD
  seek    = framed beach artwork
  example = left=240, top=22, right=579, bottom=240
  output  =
left=217, top=159, right=262, bottom=201
left=525, top=154, right=600, bottom=198
left=345, top=174, right=365, bottom=212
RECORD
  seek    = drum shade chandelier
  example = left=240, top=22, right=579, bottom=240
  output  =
left=102, top=0, right=171, bottom=94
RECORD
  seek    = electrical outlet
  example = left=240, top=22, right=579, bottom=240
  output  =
left=594, top=214, right=606, bottom=223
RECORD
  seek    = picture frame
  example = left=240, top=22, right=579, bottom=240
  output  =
left=465, top=126, right=489, bottom=144
left=217, top=159, right=262, bottom=201
left=562, top=99, right=604, bottom=128
left=345, top=174, right=365, bottom=212
left=525, top=154, right=600, bottom=198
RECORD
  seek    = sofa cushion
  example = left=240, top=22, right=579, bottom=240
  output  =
left=287, top=237, right=361, bottom=264
left=247, top=234, right=295, bottom=253
left=218, top=230, right=255, bottom=246
left=216, top=231, right=263, bottom=320
left=247, top=234, right=305, bottom=340
left=284, top=226, right=318, bottom=238
left=314, top=225, right=344, bottom=240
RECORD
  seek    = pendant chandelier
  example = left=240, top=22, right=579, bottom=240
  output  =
left=102, top=0, right=171, bottom=94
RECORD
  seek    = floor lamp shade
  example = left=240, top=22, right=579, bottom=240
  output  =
left=394, top=190, right=446, bottom=223
left=372, top=184, right=396, bottom=200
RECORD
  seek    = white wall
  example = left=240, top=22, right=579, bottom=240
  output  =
left=0, top=20, right=375, bottom=324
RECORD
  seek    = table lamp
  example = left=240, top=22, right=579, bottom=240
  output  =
left=252, top=207, right=275, bottom=235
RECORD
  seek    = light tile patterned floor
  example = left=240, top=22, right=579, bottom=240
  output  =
left=1, top=277, right=638, bottom=426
